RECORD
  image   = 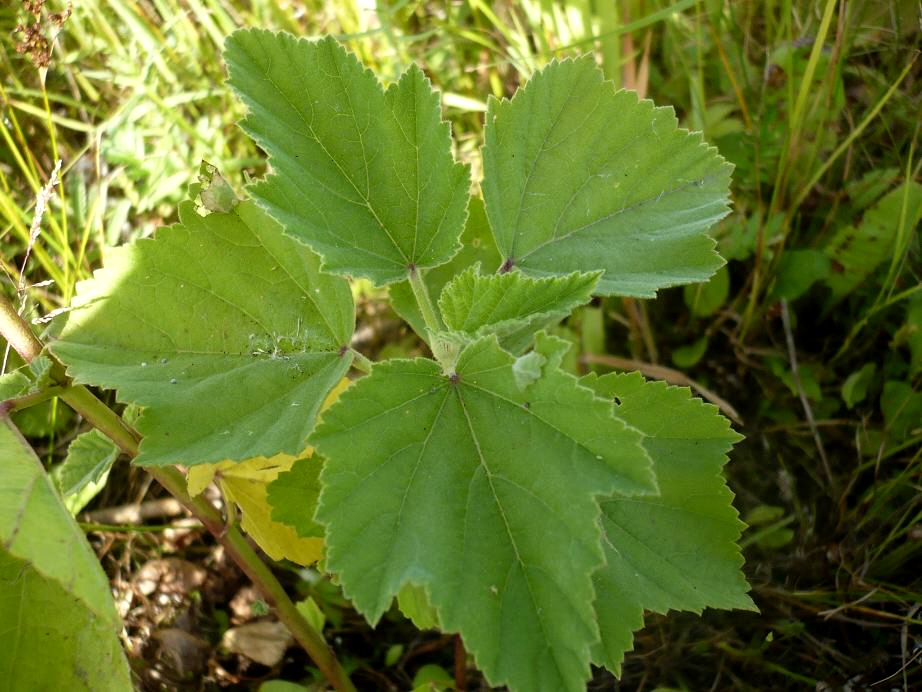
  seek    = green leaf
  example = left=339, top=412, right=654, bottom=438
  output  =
left=0, top=416, right=131, bottom=688
left=671, top=336, right=709, bottom=368
left=768, top=249, right=829, bottom=301
left=684, top=265, right=729, bottom=317
left=880, top=381, right=922, bottom=443
left=226, top=29, right=470, bottom=285
left=0, top=551, right=131, bottom=691
left=841, top=362, right=876, bottom=409
left=390, top=196, right=502, bottom=339
left=0, top=416, right=120, bottom=624
left=579, top=372, right=754, bottom=674
left=482, top=57, right=731, bottom=298
left=267, top=455, right=325, bottom=538
left=296, top=596, right=326, bottom=632
left=0, top=354, right=55, bottom=402
left=906, top=294, right=922, bottom=377
left=824, top=182, right=922, bottom=299
left=52, top=429, right=120, bottom=515
left=397, top=583, right=440, bottom=630
left=439, top=266, right=599, bottom=346
left=0, top=368, right=33, bottom=401
left=197, top=160, right=239, bottom=214
left=311, top=334, right=655, bottom=692
left=52, top=200, right=354, bottom=467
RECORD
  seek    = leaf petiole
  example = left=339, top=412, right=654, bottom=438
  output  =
left=349, top=349, right=373, bottom=374
left=408, top=265, right=443, bottom=335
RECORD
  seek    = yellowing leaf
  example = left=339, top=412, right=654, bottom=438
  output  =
left=221, top=460, right=324, bottom=566
left=186, top=378, right=353, bottom=565
left=189, top=453, right=322, bottom=565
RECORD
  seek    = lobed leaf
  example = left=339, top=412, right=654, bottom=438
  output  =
left=226, top=29, right=470, bottom=285
left=52, top=199, right=354, bottom=467
left=579, top=372, right=755, bottom=673
left=267, top=455, right=325, bottom=539
left=482, top=57, right=732, bottom=297
left=311, top=334, right=655, bottom=691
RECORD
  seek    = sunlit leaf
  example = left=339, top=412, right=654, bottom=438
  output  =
left=0, top=417, right=130, bottom=688
left=226, top=29, right=470, bottom=285
left=52, top=199, right=354, bottom=466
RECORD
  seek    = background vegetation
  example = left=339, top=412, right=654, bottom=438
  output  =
left=1, top=0, right=920, bottom=689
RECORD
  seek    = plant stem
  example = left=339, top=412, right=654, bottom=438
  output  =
left=0, top=293, right=44, bottom=363
left=0, top=385, right=65, bottom=414
left=408, top=266, right=442, bottom=334
left=0, top=292, right=356, bottom=692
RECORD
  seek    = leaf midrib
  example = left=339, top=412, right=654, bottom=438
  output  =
left=453, top=385, right=568, bottom=687
left=242, top=36, right=409, bottom=267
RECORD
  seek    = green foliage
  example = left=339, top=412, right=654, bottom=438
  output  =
left=312, top=334, right=656, bottom=690
left=482, top=56, right=732, bottom=298
left=41, top=27, right=748, bottom=692
left=52, top=429, right=120, bottom=514
left=225, top=29, right=471, bottom=286
left=438, top=266, right=599, bottom=351
left=824, top=183, right=922, bottom=300
left=579, top=373, right=755, bottom=672
left=52, top=198, right=354, bottom=466
left=0, top=417, right=131, bottom=689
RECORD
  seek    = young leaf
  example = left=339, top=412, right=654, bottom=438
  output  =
left=0, top=416, right=131, bottom=688
left=438, top=266, right=599, bottom=343
left=482, top=57, right=731, bottom=298
left=389, top=196, right=502, bottom=339
left=311, top=334, right=655, bottom=692
left=579, top=372, right=755, bottom=674
left=52, top=429, right=120, bottom=515
left=225, top=29, right=470, bottom=285
left=189, top=454, right=324, bottom=566
left=52, top=200, right=354, bottom=467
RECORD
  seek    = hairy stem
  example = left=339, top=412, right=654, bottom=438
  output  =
left=0, top=292, right=356, bottom=692
left=408, top=265, right=443, bottom=334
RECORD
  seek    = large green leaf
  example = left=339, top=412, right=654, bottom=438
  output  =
left=311, top=334, right=655, bottom=691
left=579, top=372, right=755, bottom=673
left=226, top=29, right=470, bottom=285
left=0, top=416, right=131, bottom=689
left=0, top=551, right=131, bottom=691
left=482, top=57, right=731, bottom=298
left=52, top=200, right=354, bottom=467
left=439, top=266, right=599, bottom=341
